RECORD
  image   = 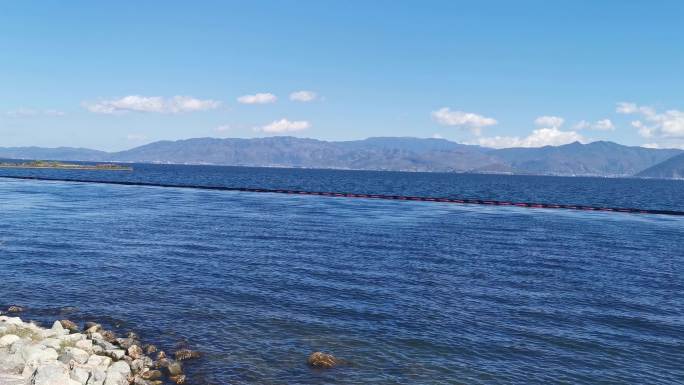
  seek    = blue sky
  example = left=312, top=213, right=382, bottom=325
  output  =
left=1, top=0, right=683, bottom=151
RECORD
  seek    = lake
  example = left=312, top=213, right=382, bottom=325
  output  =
left=1, top=165, right=682, bottom=384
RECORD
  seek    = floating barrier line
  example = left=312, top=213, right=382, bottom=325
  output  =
left=2, top=175, right=683, bottom=216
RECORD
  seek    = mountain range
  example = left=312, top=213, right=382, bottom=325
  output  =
left=1, top=137, right=683, bottom=179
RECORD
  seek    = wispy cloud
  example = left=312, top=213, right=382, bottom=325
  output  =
left=289, top=90, right=318, bottom=102
left=237, top=93, right=277, bottom=104
left=475, top=116, right=583, bottom=148
left=5, top=108, right=66, bottom=117
left=617, top=102, right=684, bottom=139
left=431, top=107, right=497, bottom=135
left=257, top=118, right=310, bottom=133
left=475, top=127, right=584, bottom=149
left=83, top=95, right=221, bottom=114
left=573, top=118, right=615, bottom=131
left=534, top=115, right=564, bottom=128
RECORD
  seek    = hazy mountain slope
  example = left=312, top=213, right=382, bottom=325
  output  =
left=2, top=137, right=682, bottom=177
left=491, top=141, right=682, bottom=176
left=636, top=153, right=684, bottom=179
left=0, top=146, right=108, bottom=161
left=109, top=136, right=500, bottom=172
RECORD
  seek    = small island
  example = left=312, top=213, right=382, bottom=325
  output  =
left=0, top=160, right=132, bottom=171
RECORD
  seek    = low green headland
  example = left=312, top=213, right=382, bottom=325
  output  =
left=0, top=160, right=132, bottom=171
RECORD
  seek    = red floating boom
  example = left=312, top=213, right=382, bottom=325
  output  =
left=2, top=175, right=683, bottom=216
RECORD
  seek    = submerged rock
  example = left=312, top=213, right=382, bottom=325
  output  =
left=174, top=349, right=201, bottom=361
left=140, top=369, right=162, bottom=380
left=166, top=361, right=182, bottom=376
left=307, top=352, right=337, bottom=369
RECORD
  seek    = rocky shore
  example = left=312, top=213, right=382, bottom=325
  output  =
left=0, top=312, right=199, bottom=385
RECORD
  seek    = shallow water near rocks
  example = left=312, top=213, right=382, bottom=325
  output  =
left=0, top=166, right=683, bottom=384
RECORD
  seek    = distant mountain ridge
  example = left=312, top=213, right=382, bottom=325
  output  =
left=637, top=153, right=684, bottom=179
left=1, top=137, right=682, bottom=179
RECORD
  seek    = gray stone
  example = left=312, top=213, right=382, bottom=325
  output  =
left=103, top=361, right=130, bottom=385
left=104, top=349, right=125, bottom=360
left=59, top=347, right=90, bottom=365
left=85, top=368, right=106, bottom=385
left=28, top=362, right=71, bottom=385
left=70, top=366, right=92, bottom=385
left=75, top=340, right=93, bottom=352
left=40, top=338, right=62, bottom=350
left=85, top=354, right=111, bottom=370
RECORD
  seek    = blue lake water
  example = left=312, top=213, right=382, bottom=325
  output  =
left=1, top=165, right=683, bottom=384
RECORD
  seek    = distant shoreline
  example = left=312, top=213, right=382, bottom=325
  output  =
left=0, top=161, right=132, bottom=171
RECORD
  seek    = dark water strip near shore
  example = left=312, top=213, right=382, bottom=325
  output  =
left=3, top=175, right=683, bottom=216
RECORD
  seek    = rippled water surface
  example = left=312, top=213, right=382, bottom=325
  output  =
left=0, top=166, right=683, bottom=384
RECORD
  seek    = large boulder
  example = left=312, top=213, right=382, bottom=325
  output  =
left=59, top=347, right=90, bottom=365
left=27, top=362, right=71, bottom=385
left=103, top=361, right=130, bottom=385
left=86, top=368, right=107, bottom=385
left=70, top=366, right=92, bottom=385
left=0, top=334, right=20, bottom=348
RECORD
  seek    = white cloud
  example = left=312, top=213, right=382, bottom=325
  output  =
left=83, top=95, right=220, bottom=114
left=476, top=127, right=585, bottom=149
left=573, top=118, right=615, bottom=131
left=237, top=93, right=277, bottom=104
left=617, top=102, right=684, bottom=139
left=289, top=90, right=318, bottom=102
left=641, top=143, right=660, bottom=149
left=257, top=118, right=311, bottom=133
left=534, top=115, right=564, bottom=128
left=431, top=107, right=497, bottom=135
left=432, top=133, right=444, bottom=139
left=6, top=108, right=65, bottom=117
left=616, top=102, right=639, bottom=114
left=593, top=119, right=615, bottom=131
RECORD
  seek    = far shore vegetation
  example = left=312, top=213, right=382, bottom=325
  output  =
left=0, top=160, right=132, bottom=171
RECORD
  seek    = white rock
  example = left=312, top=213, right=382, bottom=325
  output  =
left=52, top=321, right=66, bottom=335
left=0, top=372, right=23, bottom=385
left=23, top=346, right=58, bottom=366
left=40, top=338, right=62, bottom=350
left=75, top=340, right=93, bottom=352
left=70, top=365, right=92, bottom=385
left=59, top=347, right=90, bottom=365
left=0, top=334, right=20, bottom=348
left=85, top=355, right=111, bottom=370
left=60, top=333, right=86, bottom=343
left=0, top=317, right=24, bottom=326
left=104, top=349, right=125, bottom=360
left=0, top=348, right=25, bottom=373
left=85, top=368, right=106, bottom=385
left=27, top=361, right=72, bottom=385
left=103, top=361, right=130, bottom=385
